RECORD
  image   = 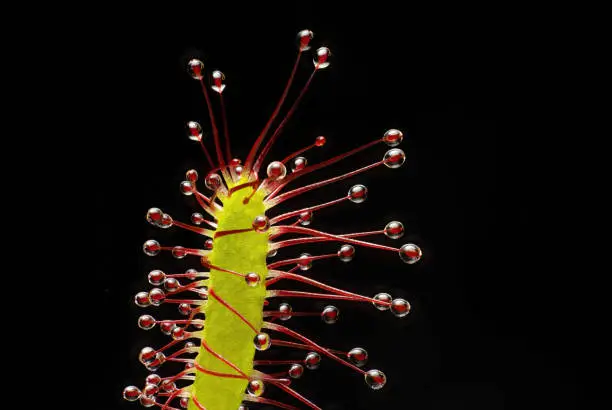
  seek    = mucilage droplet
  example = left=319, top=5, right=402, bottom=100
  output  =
left=348, top=347, right=368, bottom=367
left=348, top=184, right=368, bottom=203
left=383, top=148, right=406, bottom=169
left=383, top=129, right=403, bottom=147
left=365, top=369, right=387, bottom=390
left=373, top=292, right=392, bottom=311
left=399, top=243, right=422, bottom=264
left=384, top=221, right=404, bottom=239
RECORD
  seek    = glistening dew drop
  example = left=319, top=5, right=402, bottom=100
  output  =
left=124, top=29, right=421, bottom=410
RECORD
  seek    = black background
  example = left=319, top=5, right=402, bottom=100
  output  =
left=87, top=3, right=605, bottom=410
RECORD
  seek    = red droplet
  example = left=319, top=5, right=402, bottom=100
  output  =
left=139, top=348, right=156, bottom=363
left=147, top=208, right=163, bottom=224
left=297, top=29, right=314, bottom=51
left=188, top=59, right=204, bottom=80
left=139, top=315, right=155, bottom=328
left=135, top=293, right=150, bottom=306
left=178, top=303, right=192, bottom=315
left=205, top=173, right=222, bottom=191
left=160, top=321, right=175, bottom=334
left=245, top=272, right=260, bottom=286
left=146, top=374, right=161, bottom=385
left=211, top=70, right=226, bottom=93
left=191, top=213, right=204, bottom=225
left=180, top=181, right=195, bottom=194
left=186, top=169, right=198, bottom=183
left=292, top=156, right=307, bottom=172
left=252, top=215, right=270, bottom=232
left=315, top=135, right=326, bottom=146
left=314, top=47, right=332, bottom=69
left=172, top=326, right=186, bottom=340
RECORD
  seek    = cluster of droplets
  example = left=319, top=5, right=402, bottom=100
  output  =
left=126, top=260, right=208, bottom=407
left=123, top=371, right=194, bottom=409
left=269, top=302, right=340, bottom=324
left=146, top=207, right=173, bottom=230
left=242, top=346, right=384, bottom=393
left=373, top=292, right=411, bottom=317
left=125, top=28, right=424, bottom=409
left=180, top=169, right=199, bottom=196
left=242, top=346, right=380, bottom=398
